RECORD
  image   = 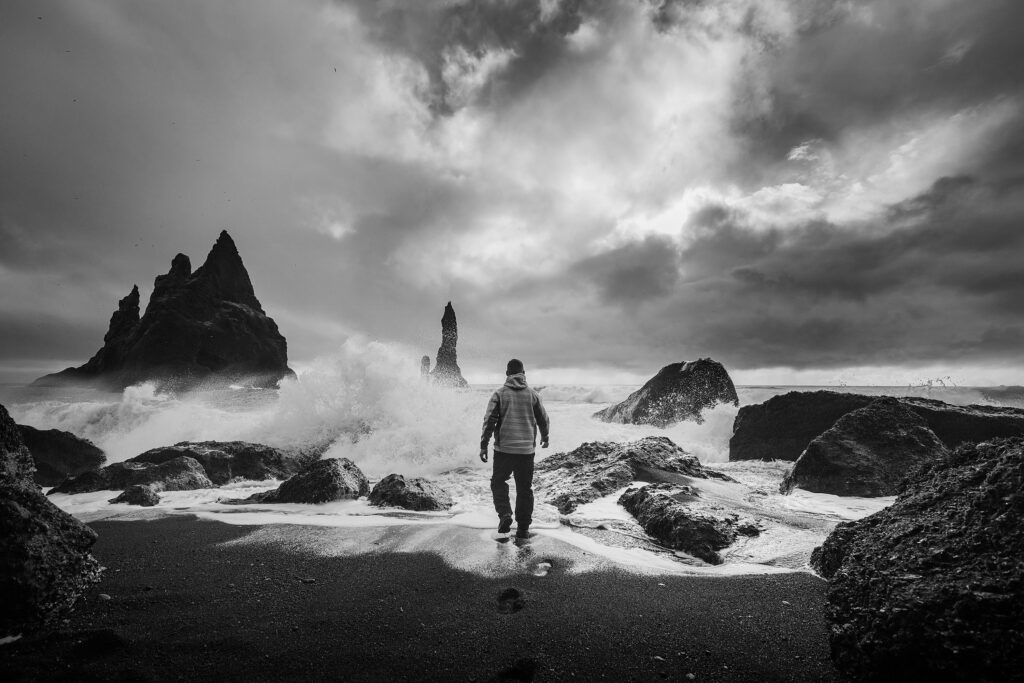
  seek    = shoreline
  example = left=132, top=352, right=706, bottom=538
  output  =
left=2, top=516, right=839, bottom=682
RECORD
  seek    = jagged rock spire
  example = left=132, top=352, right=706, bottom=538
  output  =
left=429, top=301, right=468, bottom=388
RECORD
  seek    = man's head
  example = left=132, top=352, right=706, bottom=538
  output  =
left=506, top=358, right=525, bottom=376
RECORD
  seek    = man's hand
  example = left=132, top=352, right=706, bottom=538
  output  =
left=479, top=448, right=489, bottom=463
left=541, top=437, right=549, bottom=449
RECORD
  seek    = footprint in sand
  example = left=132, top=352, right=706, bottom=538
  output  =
left=497, top=587, right=525, bottom=613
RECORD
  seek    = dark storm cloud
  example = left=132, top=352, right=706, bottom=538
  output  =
left=572, top=236, right=680, bottom=303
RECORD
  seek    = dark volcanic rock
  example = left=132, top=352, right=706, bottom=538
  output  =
left=50, top=456, right=213, bottom=494
left=535, top=436, right=729, bottom=514
left=34, top=231, right=294, bottom=390
left=429, top=302, right=468, bottom=388
left=729, top=390, right=1024, bottom=461
left=810, top=438, right=1024, bottom=681
left=781, top=398, right=950, bottom=497
left=369, top=473, right=453, bottom=511
left=241, top=458, right=369, bottom=504
left=129, top=441, right=314, bottom=486
left=17, top=425, right=106, bottom=487
left=594, top=358, right=738, bottom=427
left=1, top=404, right=102, bottom=637
left=618, top=484, right=758, bottom=565
left=108, top=484, right=159, bottom=507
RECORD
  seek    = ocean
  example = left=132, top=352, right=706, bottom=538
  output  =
left=4, top=340, right=1022, bottom=576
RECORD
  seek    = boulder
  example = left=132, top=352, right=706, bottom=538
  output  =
left=0, top=404, right=102, bottom=637
left=108, top=484, right=160, bottom=507
left=593, top=358, right=738, bottom=427
left=780, top=398, right=950, bottom=497
left=369, top=474, right=453, bottom=511
left=241, top=458, right=369, bottom=504
left=535, top=436, right=730, bottom=514
left=34, top=231, right=294, bottom=391
left=618, top=484, right=759, bottom=565
left=729, top=390, right=1024, bottom=461
left=17, top=425, right=106, bottom=487
left=428, top=302, right=468, bottom=388
left=810, top=438, right=1024, bottom=680
left=128, top=441, right=314, bottom=486
left=50, top=456, right=213, bottom=494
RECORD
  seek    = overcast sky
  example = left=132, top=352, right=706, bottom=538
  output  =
left=2, top=0, right=1023, bottom=385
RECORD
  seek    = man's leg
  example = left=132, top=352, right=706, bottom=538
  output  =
left=490, top=451, right=515, bottom=529
left=512, top=454, right=535, bottom=531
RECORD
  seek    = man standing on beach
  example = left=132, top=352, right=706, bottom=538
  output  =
left=480, top=359, right=550, bottom=538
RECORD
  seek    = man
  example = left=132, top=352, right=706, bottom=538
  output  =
left=480, top=358, right=550, bottom=538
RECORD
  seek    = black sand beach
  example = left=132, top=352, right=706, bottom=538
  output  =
left=2, top=517, right=838, bottom=682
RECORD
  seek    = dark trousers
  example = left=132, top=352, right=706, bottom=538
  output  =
left=490, top=451, right=535, bottom=527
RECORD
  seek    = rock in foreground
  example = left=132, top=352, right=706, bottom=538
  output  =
left=369, top=474, right=453, bottom=511
left=1, top=404, right=102, bottom=637
left=34, top=230, right=294, bottom=390
left=241, top=458, right=369, bottom=504
left=17, top=425, right=106, bottom=487
left=594, top=358, right=738, bottom=427
left=810, top=438, right=1024, bottom=681
left=108, top=485, right=160, bottom=507
left=781, top=398, right=950, bottom=497
left=50, top=456, right=213, bottom=495
left=619, top=484, right=759, bottom=565
left=729, top=390, right=1024, bottom=461
left=536, top=436, right=728, bottom=514
left=129, top=441, right=315, bottom=486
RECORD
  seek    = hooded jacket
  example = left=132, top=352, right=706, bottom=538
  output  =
left=480, top=373, right=549, bottom=455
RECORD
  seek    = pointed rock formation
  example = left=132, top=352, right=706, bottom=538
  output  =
left=594, top=358, right=739, bottom=427
left=429, top=302, right=468, bottom=388
left=34, top=231, right=294, bottom=390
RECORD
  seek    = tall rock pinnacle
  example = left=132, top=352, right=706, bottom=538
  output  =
left=429, top=302, right=468, bottom=388
left=34, top=231, right=293, bottom=390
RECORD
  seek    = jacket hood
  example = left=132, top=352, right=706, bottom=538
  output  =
left=504, top=373, right=528, bottom=390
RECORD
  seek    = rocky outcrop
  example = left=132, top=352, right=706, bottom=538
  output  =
left=420, top=355, right=431, bottom=377
left=729, top=390, right=1024, bottom=461
left=429, top=302, right=468, bottom=388
left=1, top=404, right=102, bottom=637
left=49, top=456, right=213, bottom=495
left=368, top=474, right=453, bottom=511
left=128, top=441, right=315, bottom=486
left=535, top=436, right=730, bottom=514
left=810, top=438, right=1024, bottom=681
left=34, top=231, right=294, bottom=390
left=17, top=425, right=106, bottom=487
left=594, top=359, right=738, bottom=427
left=780, top=398, right=950, bottom=497
left=108, top=484, right=160, bottom=507
left=618, top=484, right=759, bottom=565
left=240, top=458, right=369, bottom=504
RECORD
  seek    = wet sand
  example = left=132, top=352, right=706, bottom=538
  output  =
left=2, top=517, right=839, bottom=682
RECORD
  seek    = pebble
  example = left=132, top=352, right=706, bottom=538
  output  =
left=685, top=674, right=696, bottom=680
left=98, top=594, right=111, bottom=601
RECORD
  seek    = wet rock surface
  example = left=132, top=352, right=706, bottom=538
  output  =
left=108, top=485, right=160, bottom=507
left=239, top=458, right=369, bottom=504
left=0, top=403, right=102, bottom=637
left=34, top=231, right=293, bottom=390
left=729, top=390, right=1024, bottom=461
left=781, top=397, right=950, bottom=497
left=810, top=438, right=1024, bottom=681
left=369, top=473, right=453, bottom=511
left=128, top=440, right=315, bottom=486
left=50, top=456, right=214, bottom=495
left=17, top=425, right=106, bottom=487
left=618, top=484, right=760, bottom=565
left=429, top=301, right=468, bottom=388
left=536, top=436, right=730, bottom=514
left=594, top=358, right=738, bottom=427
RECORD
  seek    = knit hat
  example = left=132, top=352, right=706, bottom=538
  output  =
left=506, top=358, right=525, bottom=376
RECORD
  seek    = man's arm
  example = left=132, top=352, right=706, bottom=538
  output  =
left=480, top=391, right=501, bottom=461
left=533, top=393, right=550, bottom=448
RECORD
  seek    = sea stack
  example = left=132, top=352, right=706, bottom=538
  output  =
left=594, top=358, right=738, bottom=426
left=429, top=302, right=468, bottom=388
left=420, top=355, right=431, bottom=378
left=34, top=231, right=294, bottom=390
